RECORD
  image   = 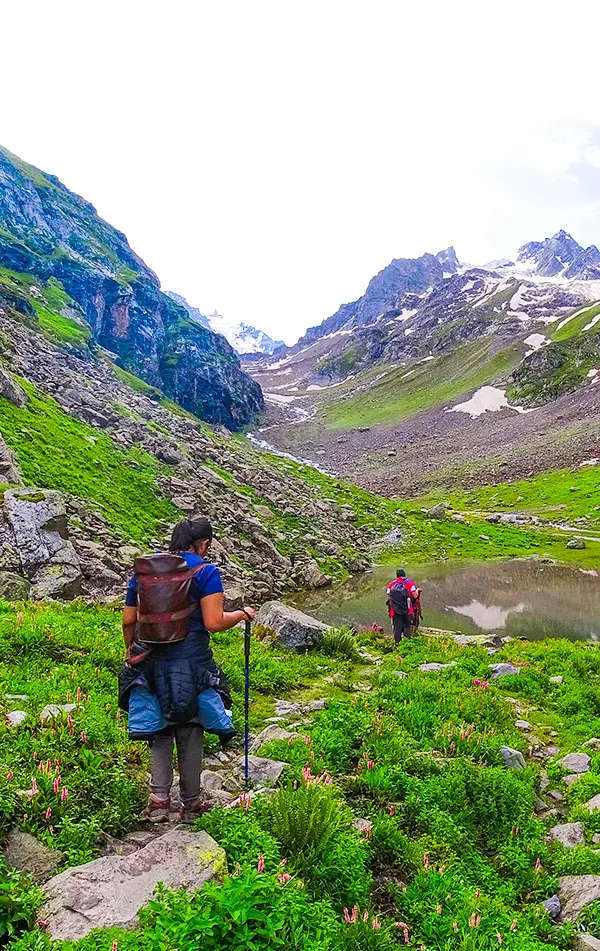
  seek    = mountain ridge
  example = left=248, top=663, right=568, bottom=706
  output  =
left=0, top=146, right=263, bottom=429
left=166, top=290, right=283, bottom=356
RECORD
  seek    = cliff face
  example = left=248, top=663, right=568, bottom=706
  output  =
left=0, top=146, right=263, bottom=429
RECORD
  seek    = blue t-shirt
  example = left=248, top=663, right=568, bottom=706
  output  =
left=126, top=552, right=224, bottom=645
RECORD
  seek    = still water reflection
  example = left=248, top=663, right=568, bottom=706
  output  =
left=292, top=561, right=600, bottom=641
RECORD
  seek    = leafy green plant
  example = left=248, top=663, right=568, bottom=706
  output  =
left=267, top=777, right=350, bottom=861
left=0, top=863, right=43, bottom=943
left=196, top=808, right=281, bottom=870
left=322, top=628, right=361, bottom=662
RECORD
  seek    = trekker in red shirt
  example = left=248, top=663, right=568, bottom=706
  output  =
left=386, top=569, right=422, bottom=643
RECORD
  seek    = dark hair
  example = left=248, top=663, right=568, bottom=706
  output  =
left=169, top=517, right=213, bottom=552
left=396, top=569, right=406, bottom=578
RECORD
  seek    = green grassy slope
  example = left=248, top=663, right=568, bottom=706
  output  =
left=550, top=301, right=600, bottom=342
left=0, top=266, right=92, bottom=349
left=322, top=339, right=525, bottom=429
left=0, top=380, right=177, bottom=545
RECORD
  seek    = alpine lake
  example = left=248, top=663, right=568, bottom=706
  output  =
left=292, top=559, right=600, bottom=642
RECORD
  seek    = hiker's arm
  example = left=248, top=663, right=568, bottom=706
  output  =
left=201, top=593, right=254, bottom=633
left=123, top=606, right=137, bottom=648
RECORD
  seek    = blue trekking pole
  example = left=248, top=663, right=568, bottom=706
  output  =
left=244, top=618, right=251, bottom=785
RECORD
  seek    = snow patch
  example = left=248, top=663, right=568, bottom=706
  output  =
left=404, top=327, right=416, bottom=336
left=395, top=308, right=417, bottom=323
left=556, top=303, right=600, bottom=333
left=583, top=313, right=600, bottom=331
left=524, top=333, right=549, bottom=353
left=448, top=386, right=530, bottom=419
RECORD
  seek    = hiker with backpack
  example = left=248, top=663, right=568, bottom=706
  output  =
left=120, top=517, right=254, bottom=823
left=386, top=569, right=422, bottom=644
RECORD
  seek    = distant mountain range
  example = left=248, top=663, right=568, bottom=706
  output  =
left=167, top=291, right=284, bottom=356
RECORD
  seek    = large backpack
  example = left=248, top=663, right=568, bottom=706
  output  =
left=134, top=553, right=208, bottom=645
left=388, top=578, right=410, bottom=616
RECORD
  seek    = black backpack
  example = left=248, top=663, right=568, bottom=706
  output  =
left=388, top=579, right=410, bottom=615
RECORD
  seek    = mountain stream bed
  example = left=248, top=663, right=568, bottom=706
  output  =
left=292, top=559, right=600, bottom=641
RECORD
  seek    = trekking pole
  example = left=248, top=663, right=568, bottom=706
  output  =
left=244, top=617, right=251, bottom=785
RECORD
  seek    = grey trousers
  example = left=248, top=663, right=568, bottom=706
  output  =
left=150, top=725, right=203, bottom=806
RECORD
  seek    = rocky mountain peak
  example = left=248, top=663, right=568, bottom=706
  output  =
left=517, top=230, right=600, bottom=280
left=435, top=246, right=460, bottom=274
left=166, top=292, right=283, bottom=356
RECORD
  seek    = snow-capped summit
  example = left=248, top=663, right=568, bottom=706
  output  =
left=166, top=292, right=283, bottom=356
left=516, top=230, right=600, bottom=280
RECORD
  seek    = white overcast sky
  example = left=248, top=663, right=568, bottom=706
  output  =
left=4, top=0, right=600, bottom=344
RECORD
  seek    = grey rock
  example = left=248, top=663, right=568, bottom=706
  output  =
left=567, top=538, right=587, bottom=550
left=223, top=584, right=246, bottom=611
left=42, top=829, right=225, bottom=940
left=546, top=821, right=585, bottom=848
left=40, top=703, right=77, bottom=722
left=490, top=663, right=520, bottom=679
left=549, top=789, right=565, bottom=801
left=541, top=894, right=561, bottom=920
left=256, top=601, right=328, bottom=650
left=392, top=670, right=408, bottom=679
left=0, top=435, right=22, bottom=484
left=584, top=738, right=600, bottom=751
left=564, top=773, right=585, bottom=786
left=550, top=676, right=564, bottom=684
left=418, top=662, right=457, bottom=673
left=500, top=746, right=527, bottom=771
left=573, top=934, right=600, bottom=951
left=5, top=710, right=27, bottom=727
left=200, top=770, right=224, bottom=792
left=515, top=720, right=532, bottom=730
left=4, top=488, right=82, bottom=600
left=593, top=834, right=600, bottom=845
left=3, top=829, right=64, bottom=882
left=301, top=560, right=331, bottom=589
left=560, top=752, right=591, bottom=774
left=250, top=724, right=295, bottom=752
left=304, top=698, right=327, bottom=712
left=275, top=699, right=302, bottom=717
left=0, top=368, right=28, bottom=407
left=558, top=875, right=600, bottom=921
left=428, top=502, right=447, bottom=519
left=584, top=794, right=600, bottom=813
left=237, top=754, right=287, bottom=785
left=0, top=571, right=31, bottom=600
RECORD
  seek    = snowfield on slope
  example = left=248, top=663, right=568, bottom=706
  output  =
left=448, top=386, right=530, bottom=419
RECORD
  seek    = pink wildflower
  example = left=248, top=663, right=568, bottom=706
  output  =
left=476, top=888, right=481, bottom=899
left=111, top=942, right=118, bottom=951
left=343, top=908, right=351, bottom=923
left=389, top=804, right=395, bottom=816
left=81, top=730, right=87, bottom=743
left=288, top=737, right=294, bottom=745
left=45, top=807, right=52, bottom=820
left=395, top=922, right=410, bottom=943
left=257, top=854, right=264, bottom=873
left=436, top=904, right=442, bottom=914
left=497, top=935, right=503, bottom=945
left=76, top=687, right=82, bottom=702
left=535, top=858, right=542, bottom=871
left=280, top=858, right=287, bottom=867
left=351, top=906, right=359, bottom=923
left=305, top=735, right=311, bottom=745
left=363, top=911, right=369, bottom=922
left=67, top=715, right=73, bottom=729
left=278, top=873, right=292, bottom=884
left=116, top=710, right=121, bottom=721
left=53, top=777, right=60, bottom=794
left=61, top=786, right=68, bottom=802
left=7, top=770, right=13, bottom=781
left=372, top=918, right=381, bottom=930
left=31, top=777, right=38, bottom=795
left=423, top=852, right=429, bottom=870
left=473, top=678, right=481, bottom=686
left=367, top=760, right=374, bottom=770
left=510, top=920, right=517, bottom=931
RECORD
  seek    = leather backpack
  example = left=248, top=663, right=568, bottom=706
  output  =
left=133, top=553, right=208, bottom=645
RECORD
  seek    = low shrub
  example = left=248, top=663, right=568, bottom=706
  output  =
left=267, top=776, right=350, bottom=861
left=196, top=807, right=280, bottom=870
left=322, top=628, right=361, bottom=662
left=0, top=862, right=43, bottom=943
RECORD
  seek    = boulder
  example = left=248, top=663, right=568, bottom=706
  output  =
left=4, top=488, right=82, bottom=600
left=560, top=752, right=591, bottom=774
left=584, top=794, right=600, bottom=813
left=550, top=676, right=564, bottom=684
left=200, top=770, right=224, bottom=792
left=418, top=662, right=457, bottom=673
left=42, top=829, right=225, bottom=941
left=223, top=584, right=246, bottom=611
left=584, top=738, right=600, bottom=751
left=3, top=829, right=65, bottom=883
left=301, top=561, right=331, bottom=589
left=274, top=699, right=302, bottom=717
left=546, top=822, right=585, bottom=848
left=573, top=935, right=600, bottom=951
left=0, top=571, right=31, bottom=600
left=541, top=895, right=561, bottom=920
left=0, top=369, right=28, bottom=407
left=515, top=720, right=532, bottom=730
left=236, top=754, right=287, bottom=785
left=0, top=435, right=22, bottom=484
left=5, top=710, right=27, bottom=727
left=564, top=773, right=585, bottom=786
left=567, top=538, right=587, bottom=550
left=250, top=724, right=296, bottom=752
left=490, top=663, right=520, bottom=679
left=558, top=875, right=600, bottom=921
left=256, top=601, right=328, bottom=650
left=428, top=502, right=447, bottom=519
left=500, top=746, right=527, bottom=771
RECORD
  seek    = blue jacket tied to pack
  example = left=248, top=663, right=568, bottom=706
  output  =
left=118, top=552, right=234, bottom=741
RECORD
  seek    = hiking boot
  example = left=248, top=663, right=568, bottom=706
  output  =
left=139, top=796, right=170, bottom=824
left=179, top=798, right=215, bottom=823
